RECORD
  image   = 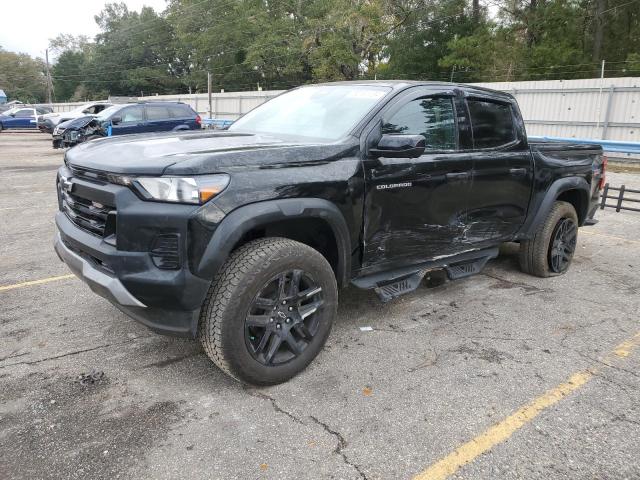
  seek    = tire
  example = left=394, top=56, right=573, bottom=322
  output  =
left=519, top=201, right=579, bottom=277
left=199, top=237, right=338, bottom=385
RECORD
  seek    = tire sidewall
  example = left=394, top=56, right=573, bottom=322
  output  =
left=542, top=202, right=579, bottom=276
left=220, top=242, right=337, bottom=385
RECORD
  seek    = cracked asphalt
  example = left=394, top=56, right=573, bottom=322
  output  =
left=1, top=132, right=639, bottom=480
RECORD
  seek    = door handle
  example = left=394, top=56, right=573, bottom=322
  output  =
left=445, top=172, right=470, bottom=180
left=509, top=168, right=527, bottom=176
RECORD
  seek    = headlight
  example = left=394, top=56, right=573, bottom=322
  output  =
left=133, top=175, right=230, bottom=204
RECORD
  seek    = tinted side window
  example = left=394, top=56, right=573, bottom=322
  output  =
left=147, top=106, right=171, bottom=120
left=168, top=105, right=192, bottom=118
left=120, top=106, right=144, bottom=123
left=382, top=97, right=456, bottom=150
left=467, top=99, right=515, bottom=149
left=15, top=109, right=33, bottom=117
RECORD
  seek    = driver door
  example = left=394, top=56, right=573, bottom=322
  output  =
left=362, top=88, right=474, bottom=272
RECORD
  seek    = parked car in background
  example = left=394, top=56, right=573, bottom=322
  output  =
left=52, top=101, right=201, bottom=148
left=38, top=101, right=112, bottom=133
left=0, top=106, right=50, bottom=131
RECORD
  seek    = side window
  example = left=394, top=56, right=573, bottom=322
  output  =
left=120, top=106, right=144, bottom=123
left=168, top=105, right=191, bottom=118
left=382, top=97, right=456, bottom=151
left=146, top=106, right=171, bottom=120
left=94, top=105, right=108, bottom=113
left=15, top=109, right=33, bottom=117
left=467, top=99, right=516, bottom=149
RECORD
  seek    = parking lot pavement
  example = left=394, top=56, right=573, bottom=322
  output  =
left=1, top=132, right=639, bottom=480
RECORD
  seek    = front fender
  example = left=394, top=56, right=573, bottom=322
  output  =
left=195, top=198, right=351, bottom=286
left=518, top=176, right=590, bottom=238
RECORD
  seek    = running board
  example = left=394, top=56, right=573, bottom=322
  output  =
left=352, top=247, right=499, bottom=303
left=374, top=269, right=429, bottom=303
left=445, top=255, right=494, bottom=280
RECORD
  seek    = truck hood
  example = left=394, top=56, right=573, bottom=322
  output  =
left=59, top=115, right=96, bottom=130
left=65, top=131, right=357, bottom=175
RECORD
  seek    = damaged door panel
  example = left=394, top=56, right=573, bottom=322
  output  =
left=462, top=97, right=534, bottom=245
left=362, top=89, right=474, bottom=272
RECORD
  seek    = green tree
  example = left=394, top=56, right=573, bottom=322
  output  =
left=0, top=46, right=46, bottom=102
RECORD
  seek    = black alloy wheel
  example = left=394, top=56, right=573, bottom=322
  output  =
left=245, top=270, right=324, bottom=366
left=548, top=217, right=577, bottom=273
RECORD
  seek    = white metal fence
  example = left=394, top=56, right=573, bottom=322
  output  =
left=49, top=77, right=640, bottom=144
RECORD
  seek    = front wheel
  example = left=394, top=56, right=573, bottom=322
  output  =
left=519, top=200, right=578, bottom=277
left=199, top=238, right=338, bottom=385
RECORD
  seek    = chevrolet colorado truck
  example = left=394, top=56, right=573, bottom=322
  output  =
left=54, top=81, right=605, bottom=385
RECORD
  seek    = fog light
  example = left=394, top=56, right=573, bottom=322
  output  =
left=150, top=234, right=180, bottom=270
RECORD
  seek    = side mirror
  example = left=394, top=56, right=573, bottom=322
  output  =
left=111, top=116, right=122, bottom=125
left=370, top=134, right=426, bottom=159
left=10, top=113, right=16, bottom=117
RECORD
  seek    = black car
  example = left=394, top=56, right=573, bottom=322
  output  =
left=52, top=101, right=201, bottom=148
left=54, top=81, right=604, bottom=385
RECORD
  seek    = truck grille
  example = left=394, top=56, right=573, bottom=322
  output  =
left=61, top=189, right=115, bottom=237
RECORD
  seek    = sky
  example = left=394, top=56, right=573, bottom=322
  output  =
left=0, top=0, right=168, bottom=60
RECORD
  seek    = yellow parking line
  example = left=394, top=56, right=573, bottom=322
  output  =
left=0, top=274, right=75, bottom=292
left=580, top=229, right=640, bottom=245
left=413, top=332, right=640, bottom=480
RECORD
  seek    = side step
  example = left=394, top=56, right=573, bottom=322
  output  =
left=374, top=269, right=428, bottom=303
left=445, top=255, right=494, bottom=280
left=353, top=247, right=499, bottom=303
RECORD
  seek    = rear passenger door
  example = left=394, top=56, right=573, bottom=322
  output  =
left=145, top=105, right=174, bottom=132
left=463, top=96, right=533, bottom=244
left=169, top=104, right=195, bottom=130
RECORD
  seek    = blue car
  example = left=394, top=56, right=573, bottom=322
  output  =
left=0, top=106, right=51, bottom=132
left=52, top=101, right=202, bottom=148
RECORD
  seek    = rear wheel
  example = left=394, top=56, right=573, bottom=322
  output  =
left=519, top=201, right=578, bottom=277
left=199, top=238, right=338, bottom=385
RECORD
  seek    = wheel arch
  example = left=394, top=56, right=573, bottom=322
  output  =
left=519, top=176, right=590, bottom=238
left=195, top=198, right=351, bottom=287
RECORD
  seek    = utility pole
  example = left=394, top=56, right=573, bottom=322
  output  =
left=450, top=65, right=456, bottom=82
left=207, top=72, right=212, bottom=119
left=45, top=49, right=53, bottom=104
left=596, top=59, right=606, bottom=129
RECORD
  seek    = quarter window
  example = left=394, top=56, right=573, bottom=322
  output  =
left=467, top=99, right=516, bottom=149
left=382, top=97, right=456, bottom=151
left=168, top=105, right=191, bottom=118
left=147, top=106, right=171, bottom=120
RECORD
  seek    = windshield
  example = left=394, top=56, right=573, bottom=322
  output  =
left=96, top=104, right=124, bottom=121
left=1, top=107, right=19, bottom=116
left=229, top=85, right=391, bottom=141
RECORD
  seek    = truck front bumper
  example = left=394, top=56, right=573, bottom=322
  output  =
left=54, top=232, right=146, bottom=308
left=55, top=211, right=210, bottom=337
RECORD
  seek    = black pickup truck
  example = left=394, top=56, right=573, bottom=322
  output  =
left=54, top=81, right=605, bottom=385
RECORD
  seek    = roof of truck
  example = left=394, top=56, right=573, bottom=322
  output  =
left=310, top=80, right=515, bottom=101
